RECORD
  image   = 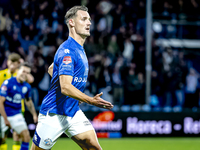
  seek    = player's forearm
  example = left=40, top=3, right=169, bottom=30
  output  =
left=25, top=100, right=37, bottom=116
left=48, top=63, right=54, bottom=77
left=61, top=84, right=93, bottom=104
left=0, top=102, right=8, bottom=120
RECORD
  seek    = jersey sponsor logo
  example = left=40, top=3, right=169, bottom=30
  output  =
left=13, top=86, right=16, bottom=90
left=44, top=138, right=53, bottom=146
left=62, top=64, right=72, bottom=71
left=22, top=86, right=28, bottom=94
left=63, top=56, right=72, bottom=65
left=64, top=49, right=70, bottom=54
left=13, top=94, right=22, bottom=103
left=6, top=96, right=12, bottom=102
left=74, top=77, right=87, bottom=82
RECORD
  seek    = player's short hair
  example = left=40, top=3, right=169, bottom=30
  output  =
left=8, top=53, right=21, bottom=62
left=65, top=5, right=88, bottom=27
left=19, top=62, right=31, bottom=69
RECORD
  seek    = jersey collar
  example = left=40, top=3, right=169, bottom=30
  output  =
left=68, top=36, right=84, bottom=51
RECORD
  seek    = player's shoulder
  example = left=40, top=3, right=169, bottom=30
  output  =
left=2, top=77, right=14, bottom=86
left=0, top=68, right=8, bottom=74
left=56, top=40, right=77, bottom=57
left=23, top=81, right=31, bottom=88
left=8, top=77, right=17, bottom=83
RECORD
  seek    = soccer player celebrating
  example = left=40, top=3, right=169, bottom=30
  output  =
left=0, top=62, right=37, bottom=150
left=31, top=5, right=113, bottom=150
left=0, top=53, right=34, bottom=150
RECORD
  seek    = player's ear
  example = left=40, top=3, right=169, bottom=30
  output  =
left=69, top=19, right=75, bottom=27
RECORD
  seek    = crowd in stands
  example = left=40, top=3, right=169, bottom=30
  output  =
left=0, top=0, right=200, bottom=111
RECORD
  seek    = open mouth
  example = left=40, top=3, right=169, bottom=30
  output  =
left=85, top=27, right=90, bottom=31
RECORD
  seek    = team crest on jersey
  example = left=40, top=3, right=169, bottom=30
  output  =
left=63, top=56, right=72, bottom=65
left=44, top=138, right=53, bottom=146
left=22, top=86, right=28, bottom=94
left=64, top=49, right=70, bottom=54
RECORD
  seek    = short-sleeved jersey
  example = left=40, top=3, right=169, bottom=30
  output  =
left=0, top=77, right=31, bottom=116
left=40, top=36, right=89, bottom=117
left=0, top=68, right=17, bottom=86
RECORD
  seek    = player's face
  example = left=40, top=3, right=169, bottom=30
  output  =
left=17, top=66, right=31, bottom=82
left=73, top=10, right=91, bottom=37
left=7, top=60, right=20, bottom=73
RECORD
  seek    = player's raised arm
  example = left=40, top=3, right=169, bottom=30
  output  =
left=59, top=75, right=113, bottom=109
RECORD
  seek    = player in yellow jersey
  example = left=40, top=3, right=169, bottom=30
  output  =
left=0, top=53, right=34, bottom=150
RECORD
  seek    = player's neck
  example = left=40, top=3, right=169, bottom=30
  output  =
left=69, top=32, right=86, bottom=46
left=16, top=77, right=23, bottom=84
left=8, top=68, right=15, bottom=75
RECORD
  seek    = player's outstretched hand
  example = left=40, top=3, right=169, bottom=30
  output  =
left=92, top=92, right=114, bottom=109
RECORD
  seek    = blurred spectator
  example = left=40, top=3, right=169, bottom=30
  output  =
left=122, top=36, right=134, bottom=63
left=111, top=56, right=124, bottom=106
left=85, top=35, right=99, bottom=57
left=4, top=11, right=12, bottom=32
left=116, top=26, right=126, bottom=52
left=4, top=32, right=21, bottom=54
left=110, top=3, right=125, bottom=34
left=107, top=34, right=120, bottom=58
left=96, top=0, right=113, bottom=38
left=12, top=14, right=22, bottom=31
left=0, top=8, right=6, bottom=32
left=134, top=45, right=145, bottom=74
left=136, top=0, right=146, bottom=36
left=38, top=64, right=51, bottom=106
left=36, top=14, right=48, bottom=32
left=31, top=51, right=46, bottom=108
left=95, top=53, right=112, bottom=103
left=18, top=32, right=35, bottom=54
left=123, top=62, right=139, bottom=105
left=184, top=68, right=199, bottom=108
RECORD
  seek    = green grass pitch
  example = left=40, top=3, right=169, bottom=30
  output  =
left=6, top=137, right=200, bottom=150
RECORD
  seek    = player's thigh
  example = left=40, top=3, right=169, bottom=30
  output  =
left=32, top=113, right=68, bottom=149
left=8, top=113, right=28, bottom=134
left=64, top=110, right=94, bottom=138
left=65, top=110, right=101, bottom=149
left=0, top=116, right=9, bottom=139
left=71, top=130, right=102, bottom=150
